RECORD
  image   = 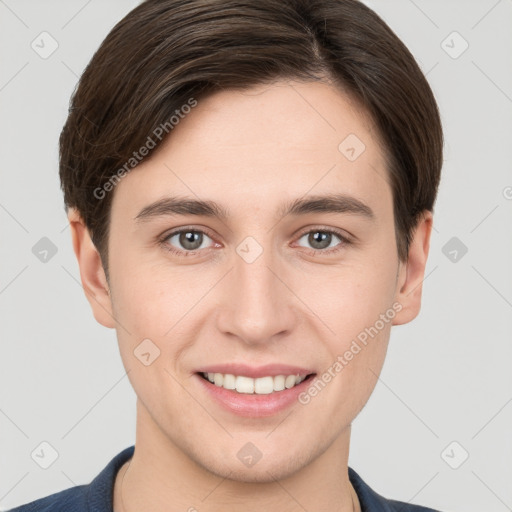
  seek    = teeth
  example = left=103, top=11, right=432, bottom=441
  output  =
left=223, top=373, right=236, bottom=389
left=285, top=375, right=296, bottom=389
left=202, top=372, right=307, bottom=394
left=273, top=375, right=285, bottom=391
left=254, top=376, right=274, bottom=394
left=235, top=375, right=254, bottom=394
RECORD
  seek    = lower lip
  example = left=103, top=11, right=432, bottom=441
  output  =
left=195, top=374, right=315, bottom=418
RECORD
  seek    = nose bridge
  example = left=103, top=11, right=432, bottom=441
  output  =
left=217, top=236, right=294, bottom=344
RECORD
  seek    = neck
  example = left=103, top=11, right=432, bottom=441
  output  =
left=114, top=401, right=359, bottom=512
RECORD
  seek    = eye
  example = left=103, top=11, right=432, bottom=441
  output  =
left=295, top=228, right=351, bottom=255
left=159, top=226, right=351, bottom=258
left=160, top=228, right=217, bottom=256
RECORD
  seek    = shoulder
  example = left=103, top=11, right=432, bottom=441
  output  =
left=6, top=485, right=88, bottom=512
left=348, top=467, right=445, bottom=512
left=6, top=446, right=135, bottom=512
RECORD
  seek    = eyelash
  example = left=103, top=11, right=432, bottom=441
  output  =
left=158, top=226, right=352, bottom=257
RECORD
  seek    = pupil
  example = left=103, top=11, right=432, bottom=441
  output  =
left=310, top=231, right=330, bottom=249
left=181, top=231, right=201, bottom=250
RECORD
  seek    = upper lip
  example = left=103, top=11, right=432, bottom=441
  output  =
left=195, top=363, right=315, bottom=379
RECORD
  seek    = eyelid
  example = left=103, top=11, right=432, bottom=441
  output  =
left=294, top=225, right=353, bottom=242
left=159, top=225, right=217, bottom=243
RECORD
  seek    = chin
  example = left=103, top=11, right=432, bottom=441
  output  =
left=190, top=444, right=316, bottom=484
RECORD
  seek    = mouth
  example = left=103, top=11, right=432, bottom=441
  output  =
left=194, top=363, right=317, bottom=417
left=198, top=371, right=316, bottom=394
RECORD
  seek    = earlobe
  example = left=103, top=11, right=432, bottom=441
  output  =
left=392, top=210, right=433, bottom=326
left=67, top=208, right=116, bottom=329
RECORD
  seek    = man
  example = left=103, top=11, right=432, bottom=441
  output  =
left=9, top=0, right=445, bottom=510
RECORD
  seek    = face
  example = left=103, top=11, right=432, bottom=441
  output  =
left=77, top=79, right=427, bottom=483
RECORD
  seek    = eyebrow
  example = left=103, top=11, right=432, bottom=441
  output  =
left=134, top=193, right=375, bottom=223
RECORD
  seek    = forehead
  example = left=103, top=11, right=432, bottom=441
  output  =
left=111, top=80, right=391, bottom=222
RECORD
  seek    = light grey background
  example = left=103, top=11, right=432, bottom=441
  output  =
left=1, top=1, right=511, bottom=511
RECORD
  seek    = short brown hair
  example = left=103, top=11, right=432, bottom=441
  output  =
left=59, top=0, right=443, bottom=276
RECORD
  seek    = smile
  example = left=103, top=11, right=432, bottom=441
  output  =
left=200, top=372, right=311, bottom=394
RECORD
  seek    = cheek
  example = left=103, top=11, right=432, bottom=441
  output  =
left=108, top=251, right=185, bottom=334
left=299, top=254, right=397, bottom=403
left=300, top=256, right=398, bottom=341
left=108, top=257, right=214, bottom=380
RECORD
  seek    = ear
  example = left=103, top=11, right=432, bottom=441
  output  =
left=67, top=208, right=116, bottom=328
left=392, top=210, right=433, bottom=326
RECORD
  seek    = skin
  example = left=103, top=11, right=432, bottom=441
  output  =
left=69, top=79, right=432, bottom=512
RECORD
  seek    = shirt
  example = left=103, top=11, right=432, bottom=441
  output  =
left=7, top=445, right=443, bottom=511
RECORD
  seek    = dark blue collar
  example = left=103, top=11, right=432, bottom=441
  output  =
left=9, top=445, right=440, bottom=511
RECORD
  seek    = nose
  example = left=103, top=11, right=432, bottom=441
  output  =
left=216, top=242, right=297, bottom=347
